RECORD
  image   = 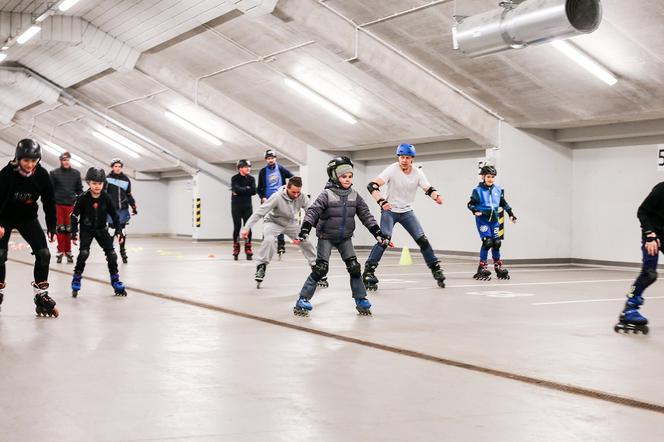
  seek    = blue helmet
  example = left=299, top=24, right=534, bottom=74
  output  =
left=396, top=143, right=416, bottom=157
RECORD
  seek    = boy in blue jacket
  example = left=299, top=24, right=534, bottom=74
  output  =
left=467, top=165, right=517, bottom=280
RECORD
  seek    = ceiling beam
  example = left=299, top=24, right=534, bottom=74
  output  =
left=350, top=139, right=481, bottom=161
left=275, top=0, right=502, bottom=147
left=555, top=119, right=664, bottom=143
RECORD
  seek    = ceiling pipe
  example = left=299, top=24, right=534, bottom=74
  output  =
left=454, top=0, right=602, bottom=58
left=0, top=65, right=207, bottom=179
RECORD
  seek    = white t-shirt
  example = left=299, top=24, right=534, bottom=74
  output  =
left=378, top=163, right=431, bottom=213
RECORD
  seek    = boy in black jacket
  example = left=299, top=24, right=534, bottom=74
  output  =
left=71, top=168, right=126, bottom=297
left=614, top=182, right=664, bottom=334
left=0, top=139, right=58, bottom=317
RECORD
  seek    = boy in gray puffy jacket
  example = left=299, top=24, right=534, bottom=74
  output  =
left=293, top=156, right=388, bottom=316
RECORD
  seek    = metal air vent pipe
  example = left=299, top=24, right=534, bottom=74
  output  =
left=454, top=0, right=602, bottom=57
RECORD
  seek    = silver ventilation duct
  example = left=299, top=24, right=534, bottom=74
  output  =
left=454, top=0, right=602, bottom=57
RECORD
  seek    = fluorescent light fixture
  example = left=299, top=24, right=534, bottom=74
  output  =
left=92, top=130, right=140, bottom=159
left=551, top=40, right=617, bottom=86
left=42, top=141, right=87, bottom=167
left=16, top=26, right=41, bottom=45
left=58, top=0, right=81, bottom=12
left=0, top=53, right=6, bottom=63
left=96, top=127, right=142, bottom=155
left=164, top=111, right=223, bottom=146
left=284, top=78, right=358, bottom=124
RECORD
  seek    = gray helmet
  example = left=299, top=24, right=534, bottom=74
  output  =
left=264, top=149, right=277, bottom=159
left=110, top=158, right=123, bottom=167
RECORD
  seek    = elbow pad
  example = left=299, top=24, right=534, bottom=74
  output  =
left=367, top=182, right=381, bottom=194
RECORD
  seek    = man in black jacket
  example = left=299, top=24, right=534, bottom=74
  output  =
left=104, top=158, right=137, bottom=263
left=257, top=150, right=293, bottom=257
left=49, top=152, right=82, bottom=264
left=615, top=182, right=664, bottom=335
left=231, top=159, right=256, bottom=260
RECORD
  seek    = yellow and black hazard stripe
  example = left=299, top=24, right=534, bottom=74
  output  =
left=498, top=207, right=505, bottom=239
left=193, top=198, right=201, bottom=227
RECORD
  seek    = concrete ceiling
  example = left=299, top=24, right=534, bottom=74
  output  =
left=0, top=0, right=662, bottom=177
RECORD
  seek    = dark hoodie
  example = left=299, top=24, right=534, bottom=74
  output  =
left=0, top=162, right=56, bottom=232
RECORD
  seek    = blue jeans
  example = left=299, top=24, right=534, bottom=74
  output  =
left=475, top=216, right=501, bottom=261
left=366, top=210, right=438, bottom=266
left=300, top=238, right=366, bottom=299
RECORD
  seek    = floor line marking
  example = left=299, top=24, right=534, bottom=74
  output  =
left=405, top=279, right=635, bottom=290
left=533, top=296, right=664, bottom=306
left=9, top=258, right=664, bottom=415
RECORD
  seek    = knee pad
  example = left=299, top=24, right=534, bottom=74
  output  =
left=481, top=237, right=494, bottom=250
left=36, top=248, right=51, bottom=263
left=105, top=250, right=118, bottom=261
left=344, top=257, right=362, bottom=278
left=65, top=225, right=72, bottom=233
left=492, top=239, right=502, bottom=250
left=640, top=269, right=658, bottom=288
left=416, top=235, right=431, bottom=251
left=311, top=260, right=329, bottom=282
left=56, top=224, right=66, bottom=234
left=0, top=249, right=7, bottom=264
left=79, top=249, right=90, bottom=261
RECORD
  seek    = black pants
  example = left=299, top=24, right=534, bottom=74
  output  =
left=232, top=205, right=253, bottom=242
left=0, top=218, right=50, bottom=283
left=74, top=228, right=119, bottom=276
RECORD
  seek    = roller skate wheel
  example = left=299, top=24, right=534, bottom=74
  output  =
left=437, top=281, right=446, bottom=288
left=72, top=290, right=78, bottom=298
left=293, top=307, right=309, bottom=317
left=256, top=282, right=262, bottom=289
left=356, top=308, right=372, bottom=316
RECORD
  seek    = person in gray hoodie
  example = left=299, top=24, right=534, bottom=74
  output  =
left=292, top=156, right=389, bottom=316
left=241, top=176, right=317, bottom=288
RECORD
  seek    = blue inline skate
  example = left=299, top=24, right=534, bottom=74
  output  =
left=615, top=294, right=649, bottom=335
left=111, top=274, right=127, bottom=297
left=71, top=273, right=82, bottom=298
left=293, top=297, right=312, bottom=316
left=355, top=297, right=372, bottom=316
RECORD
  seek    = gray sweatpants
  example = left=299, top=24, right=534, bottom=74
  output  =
left=255, top=221, right=316, bottom=266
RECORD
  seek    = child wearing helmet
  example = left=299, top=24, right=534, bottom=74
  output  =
left=364, top=143, right=446, bottom=290
left=293, top=156, right=388, bottom=316
left=467, top=164, right=517, bottom=281
left=105, top=158, right=137, bottom=263
left=231, top=159, right=257, bottom=260
left=0, top=139, right=58, bottom=317
left=70, top=167, right=127, bottom=297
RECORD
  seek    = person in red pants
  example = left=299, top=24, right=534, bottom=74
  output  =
left=49, top=152, right=82, bottom=263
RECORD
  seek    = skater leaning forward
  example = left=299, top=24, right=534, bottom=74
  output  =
left=363, top=143, right=446, bottom=291
left=614, top=182, right=664, bottom=334
left=467, top=165, right=517, bottom=281
left=0, top=139, right=58, bottom=317
left=293, top=156, right=389, bottom=316
left=257, top=149, right=294, bottom=258
left=241, top=176, right=319, bottom=288
left=70, top=167, right=127, bottom=298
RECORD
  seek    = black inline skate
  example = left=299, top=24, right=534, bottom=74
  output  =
left=473, top=260, right=492, bottom=281
left=494, top=259, right=510, bottom=280
left=362, top=262, right=379, bottom=291
left=255, top=263, right=266, bottom=288
left=429, top=261, right=446, bottom=288
left=33, top=282, right=58, bottom=317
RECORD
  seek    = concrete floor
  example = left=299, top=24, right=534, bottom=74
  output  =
left=1, top=237, right=664, bottom=441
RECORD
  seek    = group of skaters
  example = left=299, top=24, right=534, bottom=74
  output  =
left=230, top=144, right=515, bottom=316
left=0, top=137, right=659, bottom=334
left=0, top=138, right=136, bottom=317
